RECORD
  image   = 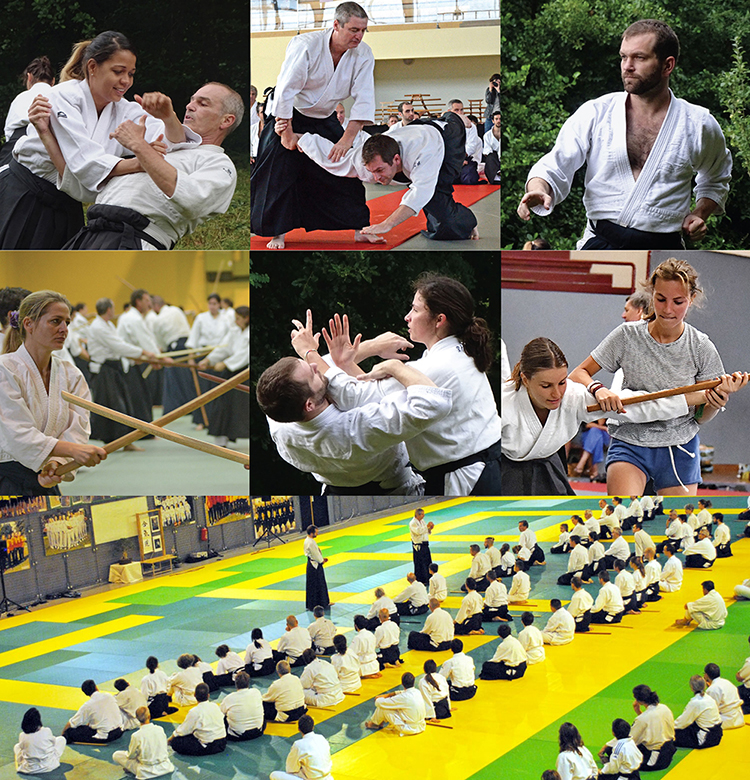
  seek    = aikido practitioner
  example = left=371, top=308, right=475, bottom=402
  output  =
left=293, top=108, right=480, bottom=241
left=0, top=290, right=107, bottom=495
left=630, top=558, right=649, bottom=610
left=695, top=499, right=713, bottom=532
left=614, top=559, right=639, bottom=614
left=482, top=570, right=511, bottom=622
left=168, top=683, right=226, bottom=756
left=219, top=672, right=265, bottom=742
left=557, top=535, right=587, bottom=586
left=484, top=536, right=503, bottom=572
left=251, top=2, right=375, bottom=249
left=498, top=544, right=516, bottom=578
left=642, top=549, right=662, bottom=601
left=112, top=706, right=174, bottom=777
left=518, top=19, right=732, bottom=249
left=518, top=612, right=545, bottom=665
left=659, top=545, right=683, bottom=592
left=13, top=708, right=66, bottom=774
left=439, top=639, right=477, bottom=700
left=480, top=624, right=528, bottom=680
left=568, top=577, right=594, bottom=633
left=167, top=654, right=203, bottom=707
left=364, top=587, right=399, bottom=631
left=554, top=723, right=598, bottom=780
left=245, top=629, right=275, bottom=677
left=591, top=570, right=626, bottom=624
left=703, top=663, right=744, bottom=729
left=393, top=572, right=429, bottom=615
left=299, top=649, right=345, bottom=707
left=711, top=513, right=732, bottom=558
left=406, top=598, right=454, bottom=651
left=735, top=637, right=750, bottom=714
left=417, top=660, right=451, bottom=720
left=518, top=520, right=546, bottom=567
left=365, top=672, right=426, bottom=735
left=604, top=528, right=632, bottom=570
left=633, top=522, right=656, bottom=559
left=508, top=561, right=531, bottom=603
left=597, top=718, right=643, bottom=778
left=62, top=679, right=123, bottom=744
left=464, top=544, right=492, bottom=591
left=501, top=337, right=709, bottom=495
left=351, top=615, right=381, bottom=678
left=330, top=635, right=361, bottom=693
left=454, top=577, right=484, bottom=635
left=630, top=684, right=676, bottom=771
left=262, top=662, right=307, bottom=723
left=304, top=525, right=330, bottom=612
left=269, top=716, right=334, bottom=780
left=308, top=606, right=337, bottom=655
left=550, top=523, right=570, bottom=554
left=542, top=600, right=575, bottom=645
left=673, top=676, right=723, bottom=749
left=374, top=609, right=403, bottom=669
left=674, top=580, right=727, bottom=629
left=683, top=528, right=716, bottom=568
left=113, top=679, right=148, bottom=731
left=409, top=508, right=434, bottom=585
left=428, top=563, right=447, bottom=602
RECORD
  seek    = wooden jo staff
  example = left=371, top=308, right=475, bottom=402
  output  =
left=585, top=379, right=722, bottom=413
left=198, top=371, right=250, bottom=394
left=54, top=368, right=250, bottom=476
left=61, top=392, right=249, bottom=466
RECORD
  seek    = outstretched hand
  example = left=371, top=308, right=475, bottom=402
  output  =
left=368, top=331, right=413, bottom=361
left=291, top=309, right=320, bottom=357
left=356, top=359, right=400, bottom=382
left=135, top=92, right=175, bottom=121
left=110, top=115, right=148, bottom=151
left=705, top=372, right=750, bottom=408
left=517, top=190, right=552, bottom=220
left=322, top=313, right=361, bottom=367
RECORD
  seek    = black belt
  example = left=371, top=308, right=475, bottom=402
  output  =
left=80, top=204, right=169, bottom=250
left=420, top=439, right=501, bottom=495
left=588, top=219, right=683, bottom=250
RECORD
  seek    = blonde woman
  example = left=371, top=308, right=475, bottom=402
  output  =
left=0, top=290, right=106, bottom=495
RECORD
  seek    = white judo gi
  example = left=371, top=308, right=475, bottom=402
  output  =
left=370, top=687, right=426, bottom=735
left=685, top=589, right=727, bottom=629
left=112, top=722, right=174, bottom=779
left=270, top=730, right=334, bottom=780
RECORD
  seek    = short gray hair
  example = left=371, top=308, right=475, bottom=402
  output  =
left=627, top=290, right=651, bottom=313
left=335, top=2, right=368, bottom=25
left=96, top=297, right=114, bottom=316
left=204, top=82, right=245, bottom=135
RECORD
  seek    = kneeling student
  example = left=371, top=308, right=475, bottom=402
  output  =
left=482, top=570, right=511, bottom=621
left=518, top=611, right=545, bottom=664
left=480, top=624, right=528, bottom=680
left=568, top=577, right=593, bottom=633
left=542, top=600, right=575, bottom=645
left=591, top=571, right=625, bottom=624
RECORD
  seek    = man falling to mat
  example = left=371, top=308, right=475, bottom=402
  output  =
left=284, top=109, right=481, bottom=242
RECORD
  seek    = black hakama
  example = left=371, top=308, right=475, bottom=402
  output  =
left=420, top=439, right=502, bottom=495
left=0, top=126, right=26, bottom=167
left=674, top=722, right=722, bottom=749
left=250, top=109, right=370, bottom=236
left=416, top=112, right=478, bottom=241
left=0, top=462, right=61, bottom=496
left=306, top=558, right=330, bottom=611
left=62, top=205, right=168, bottom=250
left=206, top=367, right=250, bottom=442
left=501, top=449, right=576, bottom=496
left=412, top=541, right=432, bottom=586
left=0, top=160, right=83, bottom=249
left=637, top=741, right=676, bottom=771
left=479, top=660, right=527, bottom=680
left=89, top=360, right=142, bottom=443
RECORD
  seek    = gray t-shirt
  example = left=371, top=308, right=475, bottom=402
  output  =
left=591, top=321, right=724, bottom=447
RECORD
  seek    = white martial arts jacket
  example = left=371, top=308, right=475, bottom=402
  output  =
left=485, top=545, right=502, bottom=568
left=568, top=589, right=594, bottom=620
left=683, top=537, right=717, bottom=562
left=115, top=686, right=149, bottom=730
left=555, top=745, right=598, bottom=780
left=567, top=545, right=588, bottom=574
left=326, top=336, right=500, bottom=493
left=483, top=128, right=500, bottom=156
left=645, top=558, right=661, bottom=586
left=409, top=515, right=430, bottom=544
left=245, top=638, right=273, bottom=671
left=140, top=670, right=169, bottom=701
left=118, top=723, right=174, bottom=780
left=490, top=635, right=527, bottom=665
left=665, top=518, right=682, bottom=540
left=696, top=508, right=713, bottom=528
left=588, top=541, right=605, bottom=564
left=14, top=79, right=198, bottom=194
left=417, top=672, right=450, bottom=719
left=429, top=572, right=448, bottom=602
left=687, top=589, right=727, bottom=628
left=422, top=607, right=454, bottom=646
left=674, top=693, right=722, bottom=731
left=14, top=728, right=64, bottom=775
left=508, top=570, right=530, bottom=600
left=0, top=344, right=91, bottom=472
left=374, top=619, right=400, bottom=651
left=375, top=687, right=426, bottom=735
left=501, top=379, right=690, bottom=462
left=394, top=580, right=428, bottom=607
left=117, top=308, right=160, bottom=357
left=268, top=368, right=451, bottom=491
left=186, top=310, right=230, bottom=350
left=439, top=652, right=475, bottom=688
left=281, top=731, right=334, bottom=780
left=518, top=625, right=545, bottom=664
left=484, top=580, right=509, bottom=608
left=151, top=305, right=190, bottom=352
left=455, top=590, right=483, bottom=624
left=304, top=534, right=324, bottom=569
left=4, top=82, right=54, bottom=137
left=543, top=608, right=575, bottom=644
left=600, top=737, right=643, bottom=776
left=631, top=703, right=674, bottom=751
left=366, top=594, right=397, bottom=619
left=350, top=629, right=379, bottom=676
left=615, top=570, right=636, bottom=599
left=593, top=582, right=624, bottom=616
left=299, top=658, right=344, bottom=706
left=706, top=677, right=744, bottom=729
left=606, top=536, right=631, bottom=562
left=271, top=27, right=375, bottom=121
left=526, top=90, right=732, bottom=243
left=172, top=701, right=225, bottom=745
left=299, top=122, right=446, bottom=215
left=92, top=144, right=237, bottom=248
left=69, top=691, right=123, bottom=739
left=308, top=616, right=337, bottom=649
left=277, top=626, right=313, bottom=660
left=659, top=555, right=683, bottom=591
left=220, top=688, right=263, bottom=736
left=713, top=523, right=731, bottom=548
left=167, top=666, right=203, bottom=706
left=469, top=551, right=492, bottom=580
left=262, top=674, right=305, bottom=716
left=634, top=529, right=655, bottom=558
left=331, top=649, right=361, bottom=692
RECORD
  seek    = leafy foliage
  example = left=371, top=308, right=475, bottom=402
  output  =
left=501, top=0, right=750, bottom=249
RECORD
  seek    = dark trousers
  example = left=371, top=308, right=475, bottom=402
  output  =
left=246, top=658, right=275, bottom=677
left=170, top=734, right=227, bottom=755
left=645, top=584, right=661, bottom=602
left=457, top=159, right=479, bottom=185
left=738, top=685, right=750, bottom=713
left=591, top=610, right=624, bottom=624
left=528, top=545, right=546, bottom=565
left=557, top=570, right=583, bottom=586
left=65, top=725, right=122, bottom=744
left=448, top=683, right=476, bottom=701
left=262, top=701, right=307, bottom=723
left=407, top=632, right=451, bottom=652
left=550, top=543, right=569, bottom=555
left=482, top=604, right=511, bottom=622
left=377, top=644, right=402, bottom=669
left=715, top=543, right=732, bottom=558
left=147, top=693, right=175, bottom=719
left=480, top=660, right=527, bottom=680
left=684, top=554, right=713, bottom=569
left=412, top=542, right=432, bottom=586
left=225, top=716, right=264, bottom=741
left=484, top=151, right=499, bottom=183
left=674, top=722, right=722, bottom=749
left=574, top=610, right=592, bottom=632
left=396, top=602, right=429, bottom=616
left=364, top=612, right=400, bottom=632
left=202, top=670, right=220, bottom=692
left=454, top=613, right=482, bottom=635
left=306, top=559, right=330, bottom=611
left=433, top=697, right=451, bottom=719
left=461, top=577, right=489, bottom=593
left=638, top=741, right=676, bottom=771
left=272, top=650, right=305, bottom=668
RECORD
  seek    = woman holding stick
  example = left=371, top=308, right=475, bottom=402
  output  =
left=0, top=291, right=107, bottom=495
left=570, top=258, right=748, bottom=495
left=501, top=337, right=722, bottom=496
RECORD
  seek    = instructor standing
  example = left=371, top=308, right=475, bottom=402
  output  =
left=410, top=509, right=434, bottom=586
left=304, top=525, right=331, bottom=612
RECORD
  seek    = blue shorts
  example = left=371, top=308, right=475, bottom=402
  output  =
left=606, top=434, right=701, bottom=491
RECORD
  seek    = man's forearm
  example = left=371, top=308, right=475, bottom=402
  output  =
left=388, top=362, right=436, bottom=388
left=340, top=119, right=366, bottom=147
left=691, top=197, right=720, bottom=221
left=131, top=141, right=178, bottom=196
left=526, top=176, right=552, bottom=195
left=162, top=113, right=186, bottom=144
left=383, top=204, right=417, bottom=229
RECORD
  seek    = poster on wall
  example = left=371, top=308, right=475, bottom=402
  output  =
left=154, top=496, right=194, bottom=527
left=205, top=496, right=251, bottom=527
left=42, top=508, right=91, bottom=555
left=137, top=509, right=166, bottom=561
left=90, top=497, right=150, bottom=545
left=0, top=519, right=30, bottom=574
left=252, top=496, right=296, bottom=537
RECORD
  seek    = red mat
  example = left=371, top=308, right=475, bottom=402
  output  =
left=250, top=184, right=499, bottom=250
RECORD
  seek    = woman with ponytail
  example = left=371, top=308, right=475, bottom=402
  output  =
left=417, top=659, right=451, bottom=720
left=325, top=273, right=501, bottom=495
left=0, top=31, right=196, bottom=248
left=0, top=290, right=107, bottom=495
left=244, top=628, right=274, bottom=677
left=501, top=336, right=716, bottom=495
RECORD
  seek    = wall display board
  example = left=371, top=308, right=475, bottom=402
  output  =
left=137, top=509, right=166, bottom=559
left=42, top=508, right=91, bottom=555
left=205, top=496, right=251, bottom=527
left=154, top=496, right=194, bottom=527
left=90, top=497, right=150, bottom=545
left=252, top=496, right=296, bottom=537
left=0, top=518, right=29, bottom=574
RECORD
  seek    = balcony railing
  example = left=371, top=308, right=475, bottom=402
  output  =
left=251, top=0, right=500, bottom=33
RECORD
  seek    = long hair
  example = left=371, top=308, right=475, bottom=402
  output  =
left=59, top=31, right=134, bottom=82
left=2, top=290, right=71, bottom=354
left=509, top=337, right=568, bottom=391
left=21, top=707, right=42, bottom=734
left=413, top=273, right=494, bottom=373
left=23, top=56, right=54, bottom=85
left=423, top=659, right=440, bottom=690
left=251, top=627, right=264, bottom=649
left=558, top=722, right=584, bottom=755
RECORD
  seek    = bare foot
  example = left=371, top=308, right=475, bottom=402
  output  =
left=195, top=423, right=204, bottom=431
left=470, top=226, right=480, bottom=240
left=123, top=444, right=145, bottom=452
left=355, top=230, right=387, bottom=244
left=364, top=721, right=380, bottom=730
left=469, top=629, right=485, bottom=635
left=384, top=663, right=399, bottom=669
left=267, top=234, right=286, bottom=249
left=362, top=673, right=382, bottom=679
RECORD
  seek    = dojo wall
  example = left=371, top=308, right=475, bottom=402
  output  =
left=501, top=251, right=750, bottom=464
left=0, top=251, right=250, bottom=314
left=251, top=22, right=500, bottom=114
